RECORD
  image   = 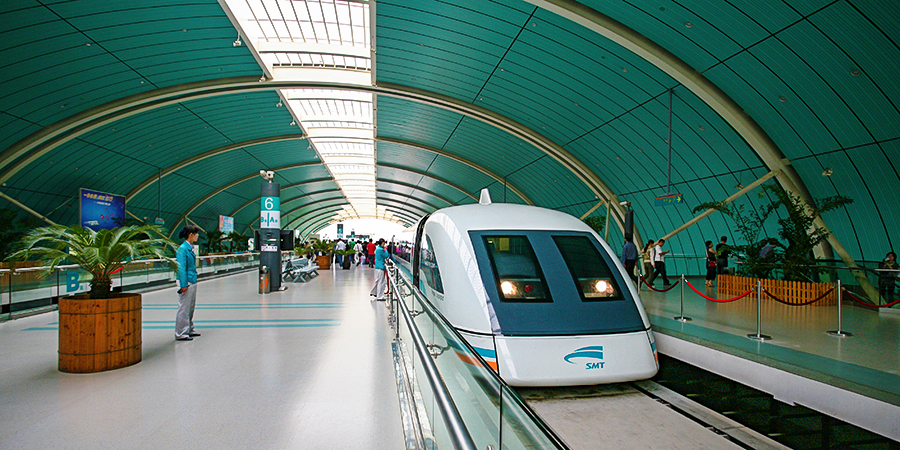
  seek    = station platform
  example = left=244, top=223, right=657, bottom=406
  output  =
left=639, top=275, right=900, bottom=441
left=0, top=268, right=403, bottom=449
left=1, top=266, right=898, bottom=448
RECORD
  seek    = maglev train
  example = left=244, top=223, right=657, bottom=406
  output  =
left=392, top=191, right=658, bottom=387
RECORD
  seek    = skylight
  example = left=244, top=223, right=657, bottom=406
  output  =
left=223, top=0, right=394, bottom=226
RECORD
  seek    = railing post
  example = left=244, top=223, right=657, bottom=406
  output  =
left=827, top=280, right=852, bottom=338
left=674, top=274, right=691, bottom=322
left=747, top=279, right=772, bottom=341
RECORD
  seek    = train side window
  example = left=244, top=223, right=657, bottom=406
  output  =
left=419, top=235, right=444, bottom=294
left=482, top=235, right=550, bottom=302
left=552, top=235, right=624, bottom=301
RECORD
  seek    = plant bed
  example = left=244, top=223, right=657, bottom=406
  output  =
left=58, top=292, right=142, bottom=373
left=717, top=274, right=836, bottom=306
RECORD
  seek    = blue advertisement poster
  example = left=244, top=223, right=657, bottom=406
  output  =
left=79, top=188, right=126, bottom=230
left=219, top=215, right=234, bottom=233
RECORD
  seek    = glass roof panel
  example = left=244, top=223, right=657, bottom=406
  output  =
left=223, top=0, right=385, bottom=221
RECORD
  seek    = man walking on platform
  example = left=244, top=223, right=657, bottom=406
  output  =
left=621, top=235, right=638, bottom=283
left=648, top=238, right=671, bottom=286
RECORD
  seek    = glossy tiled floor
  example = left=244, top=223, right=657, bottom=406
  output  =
left=639, top=276, right=900, bottom=406
left=0, top=267, right=404, bottom=449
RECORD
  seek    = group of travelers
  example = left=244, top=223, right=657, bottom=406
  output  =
left=327, top=237, right=392, bottom=301
left=622, top=235, right=734, bottom=289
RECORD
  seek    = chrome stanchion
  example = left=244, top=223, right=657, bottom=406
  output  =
left=748, top=279, right=772, bottom=341
left=674, top=274, right=692, bottom=322
left=827, top=280, right=852, bottom=338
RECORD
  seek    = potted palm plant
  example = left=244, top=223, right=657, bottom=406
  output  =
left=8, top=224, right=175, bottom=373
left=312, top=240, right=334, bottom=270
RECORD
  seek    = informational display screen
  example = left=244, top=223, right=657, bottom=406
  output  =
left=219, top=215, right=234, bottom=233
left=79, top=188, right=126, bottom=230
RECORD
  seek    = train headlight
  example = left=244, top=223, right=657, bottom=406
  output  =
left=582, top=278, right=616, bottom=297
left=498, top=279, right=546, bottom=300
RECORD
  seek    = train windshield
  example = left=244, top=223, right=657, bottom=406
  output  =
left=470, top=230, right=645, bottom=336
left=553, top=235, right=623, bottom=301
left=482, top=235, right=550, bottom=302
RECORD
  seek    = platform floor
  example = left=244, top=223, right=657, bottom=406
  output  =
left=0, top=268, right=404, bottom=449
left=639, top=275, right=900, bottom=440
left=639, top=276, right=900, bottom=402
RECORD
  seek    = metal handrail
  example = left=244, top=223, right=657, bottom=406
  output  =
left=392, top=267, right=477, bottom=450
left=388, top=262, right=568, bottom=450
left=0, top=252, right=260, bottom=274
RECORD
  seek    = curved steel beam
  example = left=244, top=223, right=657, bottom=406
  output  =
left=285, top=201, right=352, bottom=230
left=373, top=197, right=433, bottom=218
left=382, top=207, right=422, bottom=225
left=377, top=163, right=477, bottom=202
left=242, top=193, right=346, bottom=234
left=382, top=208, right=420, bottom=225
left=297, top=210, right=343, bottom=237
left=300, top=217, right=338, bottom=241
left=127, top=134, right=307, bottom=200
left=376, top=137, right=533, bottom=205
left=527, top=0, right=853, bottom=265
left=377, top=188, right=443, bottom=212
left=230, top=185, right=339, bottom=217
left=376, top=179, right=457, bottom=207
left=166, top=166, right=327, bottom=238
left=0, top=78, right=620, bottom=229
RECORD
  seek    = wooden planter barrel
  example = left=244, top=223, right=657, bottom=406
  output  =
left=718, top=274, right=837, bottom=306
left=316, top=254, right=332, bottom=270
left=58, top=293, right=142, bottom=373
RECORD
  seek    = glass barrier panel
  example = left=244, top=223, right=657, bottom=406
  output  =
left=417, top=296, right=501, bottom=449
left=500, top=385, right=564, bottom=449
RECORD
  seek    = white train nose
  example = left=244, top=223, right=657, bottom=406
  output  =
left=494, top=331, right=659, bottom=387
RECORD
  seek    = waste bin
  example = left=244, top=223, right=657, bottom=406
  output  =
left=259, top=266, right=270, bottom=294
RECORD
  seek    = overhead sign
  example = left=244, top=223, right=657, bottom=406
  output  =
left=79, top=188, right=126, bottom=230
left=260, top=196, right=280, bottom=228
left=219, top=215, right=234, bottom=233
left=655, top=193, right=684, bottom=207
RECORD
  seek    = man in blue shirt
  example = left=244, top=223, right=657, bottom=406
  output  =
left=175, top=225, right=201, bottom=341
left=621, top=235, right=638, bottom=283
left=370, top=239, right=390, bottom=301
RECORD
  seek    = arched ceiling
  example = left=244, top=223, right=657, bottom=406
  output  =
left=1, top=0, right=898, bottom=272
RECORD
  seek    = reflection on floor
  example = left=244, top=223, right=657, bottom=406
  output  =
left=0, top=268, right=404, bottom=449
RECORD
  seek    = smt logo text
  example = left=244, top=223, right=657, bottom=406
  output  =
left=563, top=346, right=605, bottom=370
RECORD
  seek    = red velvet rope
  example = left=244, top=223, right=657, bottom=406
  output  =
left=684, top=279, right=754, bottom=302
left=842, top=289, right=900, bottom=308
left=762, top=286, right=835, bottom=306
left=639, top=275, right=680, bottom=292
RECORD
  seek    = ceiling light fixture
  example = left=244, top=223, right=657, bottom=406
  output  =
left=822, top=168, right=834, bottom=177
left=735, top=183, right=744, bottom=190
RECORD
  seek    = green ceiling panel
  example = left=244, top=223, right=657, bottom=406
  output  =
left=721, top=50, right=837, bottom=159
left=809, top=3, right=900, bottom=143
left=773, top=21, right=873, bottom=149
left=533, top=10, right=675, bottom=91
left=376, top=96, right=463, bottom=149
left=504, top=156, right=593, bottom=210
left=377, top=181, right=452, bottom=209
left=376, top=142, right=440, bottom=169
left=442, top=117, right=544, bottom=177
left=577, top=0, right=718, bottom=71
left=704, top=63, right=814, bottom=160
